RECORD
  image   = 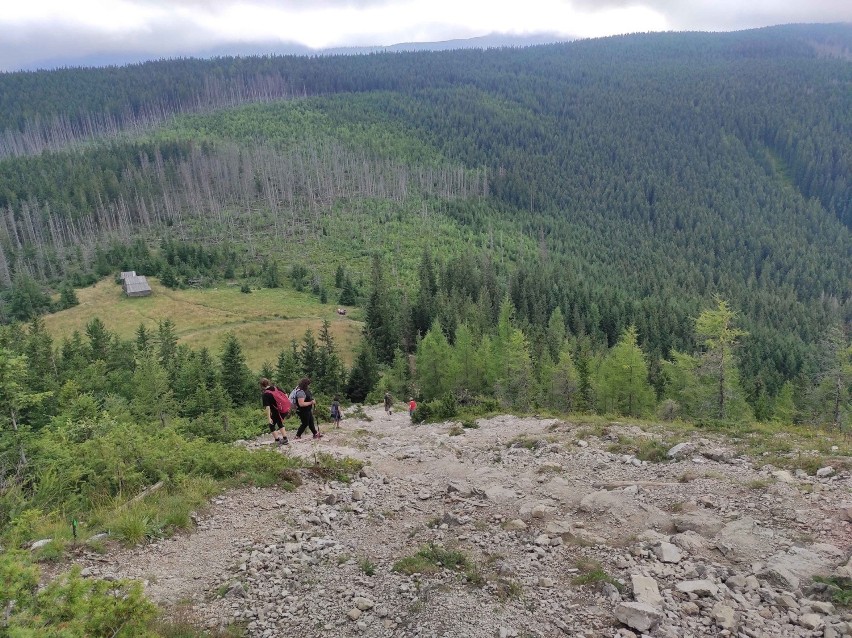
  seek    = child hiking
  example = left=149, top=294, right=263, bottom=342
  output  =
left=331, top=396, right=342, bottom=428
left=260, top=378, right=290, bottom=446
left=294, top=377, right=322, bottom=440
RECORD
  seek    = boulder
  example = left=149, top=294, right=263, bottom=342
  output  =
left=579, top=490, right=673, bottom=532
left=672, top=511, right=724, bottom=537
left=713, top=517, right=772, bottom=562
left=354, top=597, right=375, bottom=611
left=631, top=574, right=663, bottom=608
left=836, top=503, right=852, bottom=523
left=816, top=466, right=835, bottom=478
left=653, top=541, right=682, bottom=564
left=671, top=530, right=707, bottom=552
left=667, top=442, right=694, bottom=459
left=711, top=603, right=739, bottom=630
left=772, top=470, right=796, bottom=483
left=760, top=544, right=845, bottom=591
left=613, top=602, right=663, bottom=633
left=675, top=580, right=718, bottom=596
left=30, top=539, right=52, bottom=550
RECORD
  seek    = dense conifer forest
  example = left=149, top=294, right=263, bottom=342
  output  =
left=0, top=23, right=850, bottom=635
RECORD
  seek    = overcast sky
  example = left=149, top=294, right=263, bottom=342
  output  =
left=2, top=0, right=850, bottom=72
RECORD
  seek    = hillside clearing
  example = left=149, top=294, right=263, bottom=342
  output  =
left=43, top=278, right=363, bottom=368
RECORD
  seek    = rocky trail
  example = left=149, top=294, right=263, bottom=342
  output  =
left=70, top=406, right=852, bottom=637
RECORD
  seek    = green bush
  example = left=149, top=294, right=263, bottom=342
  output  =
left=1, top=551, right=159, bottom=637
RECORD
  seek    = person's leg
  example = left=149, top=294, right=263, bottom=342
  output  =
left=309, top=413, right=320, bottom=437
left=296, top=411, right=310, bottom=438
left=269, top=421, right=282, bottom=442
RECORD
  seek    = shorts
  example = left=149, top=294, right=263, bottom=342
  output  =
left=268, top=414, right=284, bottom=432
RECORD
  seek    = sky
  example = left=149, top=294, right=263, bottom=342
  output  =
left=1, top=0, right=850, bottom=72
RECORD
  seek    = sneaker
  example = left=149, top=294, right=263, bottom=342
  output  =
left=275, top=437, right=283, bottom=445
left=313, top=433, right=323, bottom=439
left=281, top=437, right=289, bottom=445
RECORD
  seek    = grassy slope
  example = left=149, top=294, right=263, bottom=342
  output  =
left=43, top=277, right=364, bottom=369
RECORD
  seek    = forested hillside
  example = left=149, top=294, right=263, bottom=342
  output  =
left=0, top=23, right=849, bottom=417
left=0, top=24, right=851, bottom=634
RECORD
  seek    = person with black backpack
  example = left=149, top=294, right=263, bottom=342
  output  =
left=260, top=378, right=290, bottom=446
left=294, top=377, right=322, bottom=440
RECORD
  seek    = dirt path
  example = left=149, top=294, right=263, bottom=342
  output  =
left=71, top=407, right=852, bottom=637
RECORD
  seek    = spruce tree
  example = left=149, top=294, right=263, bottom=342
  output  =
left=85, top=318, right=111, bottom=362
left=346, top=340, right=379, bottom=403
left=219, top=333, right=254, bottom=406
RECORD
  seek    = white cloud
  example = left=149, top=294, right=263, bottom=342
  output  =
left=0, top=0, right=849, bottom=71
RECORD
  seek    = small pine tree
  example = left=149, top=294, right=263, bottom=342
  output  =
left=219, top=333, right=254, bottom=406
left=346, top=341, right=379, bottom=403
left=59, top=283, right=79, bottom=309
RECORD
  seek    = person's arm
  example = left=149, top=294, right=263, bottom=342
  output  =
left=265, top=405, right=272, bottom=422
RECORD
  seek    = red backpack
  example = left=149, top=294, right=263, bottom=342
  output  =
left=265, top=387, right=292, bottom=418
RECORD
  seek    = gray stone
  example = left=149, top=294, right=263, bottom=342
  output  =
left=225, top=582, right=247, bottom=599
left=671, top=530, right=707, bottom=552
left=351, top=487, right=365, bottom=502
left=667, top=442, right=693, bottom=459
left=799, top=613, right=824, bottom=630
left=504, top=519, right=527, bottom=531
left=711, top=603, right=738, bottom=630
left=837, top=503, right=852, bottom=523
left=761, top=545, right=844, bottom=591
left=725, top=574, right=747, bottom=590
left=447, top=481, right=473, bottom=497
left=631, top=574, right=663, bottom=608
left=772, top=470, right=796, bottom=483
left=324, top=493, right=338, bottom=505
left=418, top=489, right=431, bottom=500
left=359, top=466, right=374, bottom=478
left=544, top=520, right=571, bottom=536
left=816, top=466, right=835, bottom=478
left=354, top=597, right=374, bottom=611
left=30, top=538, right=52, bottom=550
left=484, top=485, right=518, bottom=504
left=531, top=504, right=556, bottom=520
left=347, top=608, right=362, bottom=621
left=675, top=579, right=718, bottom=596
left=672, top=511, right=724, bottom=537
left=613, top=602, right=663, bottom=633
left=653, top=541, right=682, bottom=563
left=806, top=600, right=835, bottom=614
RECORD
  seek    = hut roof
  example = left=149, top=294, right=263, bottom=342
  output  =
left=119, top=271, right=137, bottom=280
left=123, top=275, right=151, bottom=295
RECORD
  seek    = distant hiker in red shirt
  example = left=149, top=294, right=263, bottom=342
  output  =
left=260, top=378, right=289, bottom=446
left=409, top=397, right=417, bottom=418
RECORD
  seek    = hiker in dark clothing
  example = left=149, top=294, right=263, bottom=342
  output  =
left=331, top=395, right=342, bottom=428
left=294, top=377, right=322, bottom=439
left=260, top=378, right=289, bottom=446
left=384, top=392, right=393, bottom=416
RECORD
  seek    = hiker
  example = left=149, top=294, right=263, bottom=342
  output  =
left=409, top=397, right=417, bottom=418
left=331, top=395, right=342, bottom=428
left=384, top=392, right=393, bottom=416
left=260, top=378, right=289, bottom=446
left=294, top=377, right=322, bottom=439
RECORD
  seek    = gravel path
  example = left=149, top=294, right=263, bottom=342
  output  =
left=70, top=406, right=852, bottom=637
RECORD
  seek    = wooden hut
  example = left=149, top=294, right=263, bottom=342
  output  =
left=123, top=274, right=152, bottom=297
